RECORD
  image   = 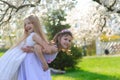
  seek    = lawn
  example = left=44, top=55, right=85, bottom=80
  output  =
left=52, top=56, right=120, bottom=80
left=1, top=52, right=120, bottom=80
left=0, top=52, right=3, bottom=57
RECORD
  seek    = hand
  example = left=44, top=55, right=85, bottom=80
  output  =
left=42, top=63, right=49, bottom=71
left=22, top=46, right=34, bottom=53
left=50, top=45, right=58, bottom=53
left=42, top=45, right=51, bottom=54
left=43, top=45, right=58, bottom=54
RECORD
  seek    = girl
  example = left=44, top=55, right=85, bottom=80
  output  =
left=0, top=15, right=51, bottom=80
left=18, top=29, right=73, bottom=80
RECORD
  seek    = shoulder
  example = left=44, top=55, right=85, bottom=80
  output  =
left=30, top=32, right=38, bottom=38
left=28, top=32, right=38, bottom=41
left=29, top=32, right=36, bottom=37
left=31, top=32, right=42, bottom=41
left=51, top=45, right=58, bottom=54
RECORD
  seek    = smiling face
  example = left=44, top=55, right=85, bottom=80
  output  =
left=24, top=19, right=34, bottom=33
left=60, top=35, right=72, bottom=49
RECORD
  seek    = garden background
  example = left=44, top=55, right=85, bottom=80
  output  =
left=0, top=0, right=120, bottom=80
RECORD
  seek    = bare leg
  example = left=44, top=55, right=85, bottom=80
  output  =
left=34, top=44, right=49, bottom=71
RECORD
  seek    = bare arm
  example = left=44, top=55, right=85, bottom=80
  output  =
left=22, top=33, right=58, bottom=54
left=45, top=45, right=58, bottom=54
left=21, top=46, right=34, bottom=53
left=32, top=33, right=51, bottom=53
left=22, top=45, right=58, bottom=54
left=34, top=44, right=49, bottom=71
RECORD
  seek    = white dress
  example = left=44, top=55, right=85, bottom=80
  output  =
left=18, top=46, right=58, bottom=80
left=0, top=32, right=35, bottom=80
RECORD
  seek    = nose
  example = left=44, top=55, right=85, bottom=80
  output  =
left=66, top=40, right=70, bottom=45
left=25, top=24, right=29, bottom=28
left=25, top=25, right=29, bottom=31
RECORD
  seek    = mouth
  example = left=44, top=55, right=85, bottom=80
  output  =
left=63, top=44, right=68, bottom=48
left=25, top=27, right=32, bottom=32
left=28, top=27, right=32, bottom=30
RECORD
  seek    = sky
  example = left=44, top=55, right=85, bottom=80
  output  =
left=66, top=0, right=94, bottom=26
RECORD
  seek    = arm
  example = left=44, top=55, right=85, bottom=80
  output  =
left=21, top=46, right=34, bottom=53
left=46, top=45, right=58, bottom=54
left=32, top=33, right=51, bottom=71
left=32, top=33, right=51, bottom=53
left=22, top=44, right=49, bottom=71
left=22, top=33, right=58, bottom=54
left=34, top=44, right=49, bottom=71
left=22, top=45, right=58, bottom=55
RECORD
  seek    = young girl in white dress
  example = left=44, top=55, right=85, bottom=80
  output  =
left=0, top=15, right=51, bottom=80
left=18, top=29, right=73, bottom=80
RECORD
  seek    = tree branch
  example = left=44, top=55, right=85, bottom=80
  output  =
left=93, top=0, right=117, bottom=12
left=100, top=17, right=106, bottom=32
left=0, top=0, right=41, bottom=26
left=0, top=0, right=17, bottom=9
left=0, top=7, right=9, bottom=22
left=16, top=4, right=36, bottom=12
left=93, top=0, right=102, bottom=5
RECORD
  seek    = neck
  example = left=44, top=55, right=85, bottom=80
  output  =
left=56, top=44, right=62, bottom=51
left=28, top=31, right=33, bottom=34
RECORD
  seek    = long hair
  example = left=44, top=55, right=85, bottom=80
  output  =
left=53, top=29, right=73, bottom=52
left=27, top=15, right=48, bottom=42
left=13, top=15, right=48, bottom=48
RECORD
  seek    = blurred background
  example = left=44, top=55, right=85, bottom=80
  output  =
left=0, top=0, right=120, bottom=80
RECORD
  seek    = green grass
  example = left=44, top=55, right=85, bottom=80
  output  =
left=1, top=52, right=120, bottom=80
left=52, top=56, right=120, bottom=80
left=0, top=48, right=7, bottom=56
left=0, top=52, right=3, bottom=56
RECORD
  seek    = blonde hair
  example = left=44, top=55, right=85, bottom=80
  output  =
left=26, top=15, right=48, bottom=42
left=13, top=15, right=48, bottom=48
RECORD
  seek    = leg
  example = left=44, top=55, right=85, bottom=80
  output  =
left=34, top=44, right=49, bottom=71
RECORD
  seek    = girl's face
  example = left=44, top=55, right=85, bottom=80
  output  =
left=24, top=19, right=34, bottom=33
left=60, top=35, right=72, bottom=49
